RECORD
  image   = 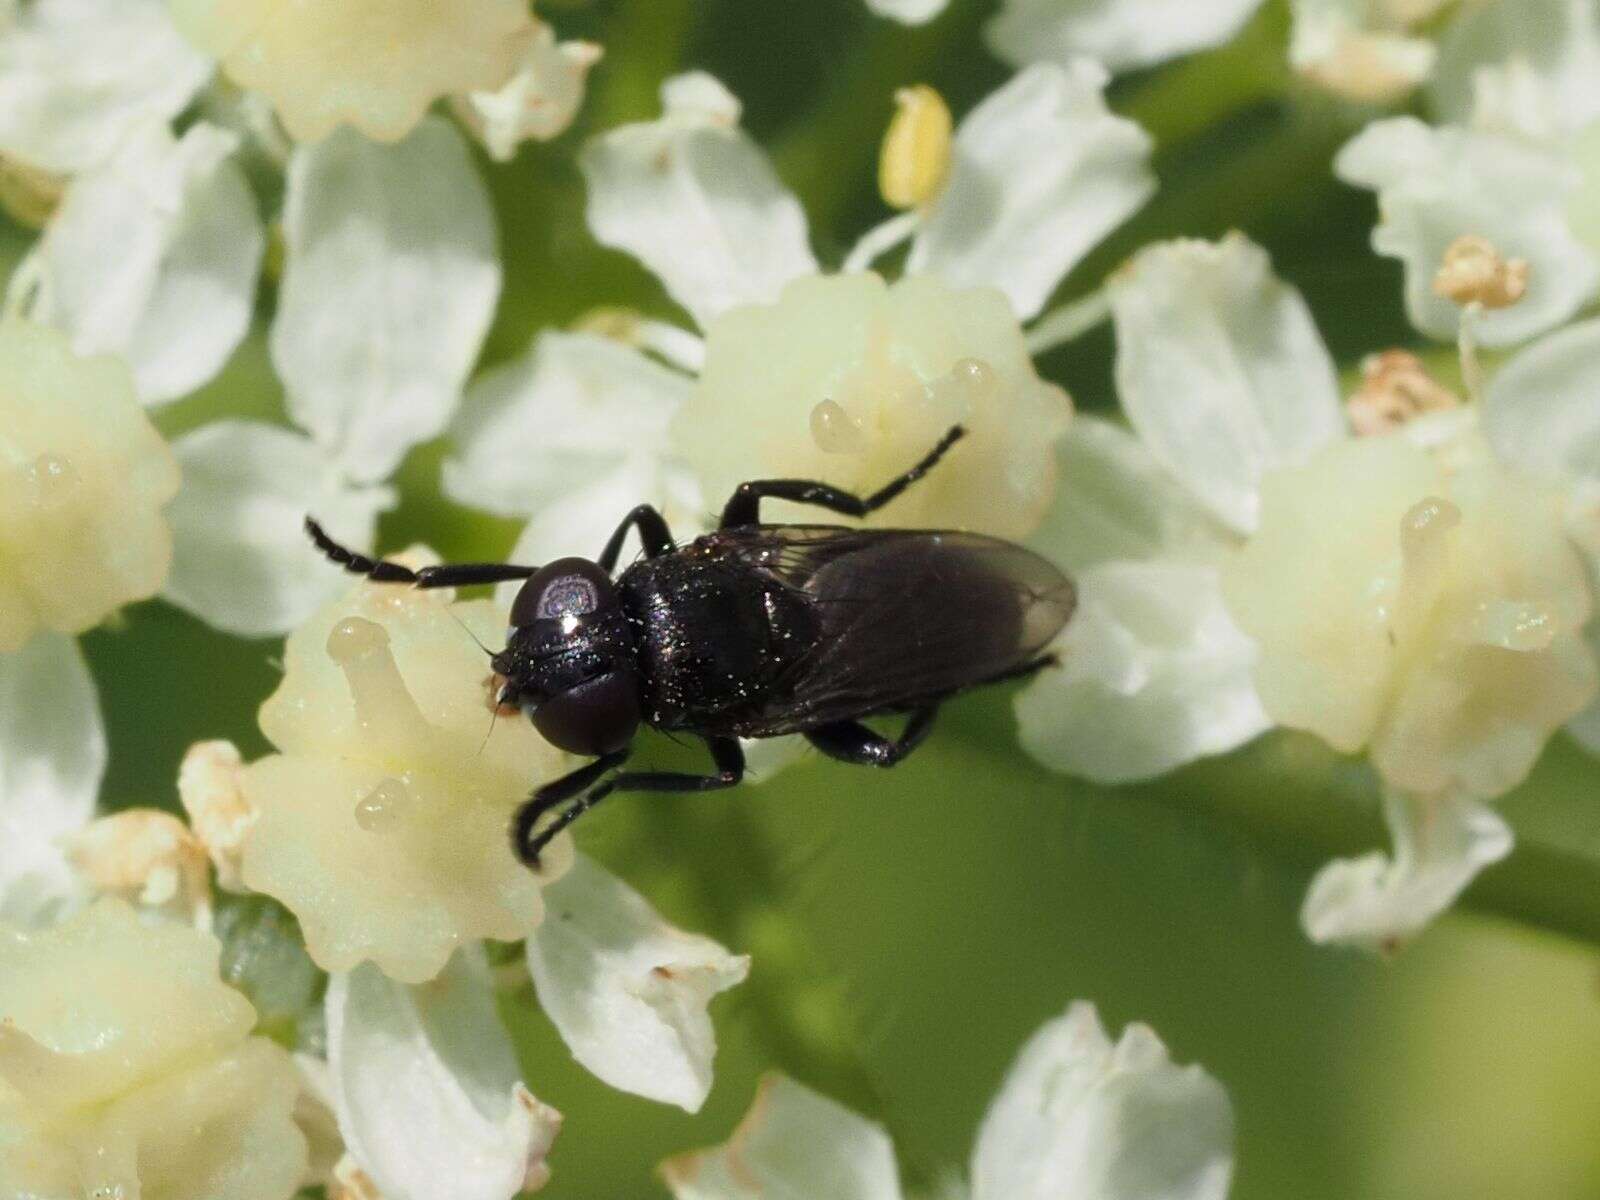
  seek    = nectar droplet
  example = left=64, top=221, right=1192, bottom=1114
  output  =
left=23, top=452, right=79, bottom=506
left=354, top=777, right=411, bottom=832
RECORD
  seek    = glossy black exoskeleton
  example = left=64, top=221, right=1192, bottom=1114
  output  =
left=306, top=426, right=1075, bottom=868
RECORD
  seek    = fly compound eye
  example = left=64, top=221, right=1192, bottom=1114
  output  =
left=511, top=557, right=617, bottom=628
left=531, top=670, right=641, bottom=756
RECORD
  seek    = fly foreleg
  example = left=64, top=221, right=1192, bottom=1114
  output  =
left=512, top=737, right=745, bottom=867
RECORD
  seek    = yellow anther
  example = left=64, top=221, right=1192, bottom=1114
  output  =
left=878, top=84, right=952, bottom=211
left=572, top=305, right=643, bottom=342
left=1432, top=234, right=1529, bottom=309
left=0, top=155, right=62, bottom=229
left=1345, top=349, right=1459, bottom=437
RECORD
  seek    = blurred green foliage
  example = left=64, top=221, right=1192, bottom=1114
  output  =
left=6, top=0, right=1599, bottom=1195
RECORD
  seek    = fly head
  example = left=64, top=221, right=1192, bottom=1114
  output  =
left=492, top=557, right=641, bottom=756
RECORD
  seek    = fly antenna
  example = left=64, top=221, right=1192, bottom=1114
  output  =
left=445, top=606, right=496, bottom=659
left=478, top=704, right=500, bottom=758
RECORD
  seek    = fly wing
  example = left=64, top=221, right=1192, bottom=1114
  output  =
left=707, top=526, right=1075, bottom=733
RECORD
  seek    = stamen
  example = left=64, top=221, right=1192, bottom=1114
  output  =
left=1432, top=235, right=1528, bottom=310
left=1024, top=290, right=1111, bottom=357
left=1346, top=350, right=1459, bottom=436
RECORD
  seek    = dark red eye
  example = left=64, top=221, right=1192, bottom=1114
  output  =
left=531, top=670, right=641, bottom=755
left=511, top=558, right=616, bottom=628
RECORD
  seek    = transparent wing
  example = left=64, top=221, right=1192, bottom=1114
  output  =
left=704, top=526, right=1075, bottom=734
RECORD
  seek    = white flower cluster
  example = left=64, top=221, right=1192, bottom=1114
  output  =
left=0, top=0, right=600, bottom=633
left=0, top=5, right=740, bottom=1195
left=3, top=558, right=756, bottom=1197
left=960, top=0, right=1600, bottom=953
left=0, top=0, right=601, bottom=973
left=8, top=0, right=1596, bottom=1191
left=1015, top=224, right=1600, bottom=949
left=448, top=61, right=1147, bottom=559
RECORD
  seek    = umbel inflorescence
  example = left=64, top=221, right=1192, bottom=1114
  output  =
left=2, top=0, right=1600, bottom=1197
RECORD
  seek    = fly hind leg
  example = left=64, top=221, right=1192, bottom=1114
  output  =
left=719, top=426, right=965, bottom=528
left=804, top=705, right=939, bottom=768
left=511, top=737, right=745, bottom=867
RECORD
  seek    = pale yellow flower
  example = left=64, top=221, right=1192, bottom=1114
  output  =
left=169, top=0, right=536, bottom=142
left=0, top=321, right=179, bottom=652
left=675, top=272, right=1071, bottom=540
left=239, top=556, right=572, bottom=984
left=1223, top=433, right=1597, bottom=799
left=0, top=899, right=306, bottom=1200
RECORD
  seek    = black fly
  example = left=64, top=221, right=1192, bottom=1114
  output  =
left=306, top=426, right=1075, bottom=867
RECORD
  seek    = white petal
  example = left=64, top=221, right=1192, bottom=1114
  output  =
left=580, top=72, right=818, bottom=329
left=273, top=116, right=500, bottom=483
left=1430, top=0, right=1600, bottom=136
left=1107, top=233, right=1343, bottom=534
left=660, top=1074, right=903, bottom=1200
left=326, top=948, right=562, bottom=1200
left=0, top=0, right=212, bottom=176
left=908, top=61, right=1154, bottom=322
left=970, top=1002, right=1234, bottom=1200
left=1482, top=317, right=1600, bottom=483
left=527, top=855, right=748, bottom=1113
left=444, top=330, right=692, bottom=519
left=495, top=458, right=705, bottom=601
left=455, top=22, right=602, bottom=163
left=163, top=421, right=394, bottom=638
left=1301, top=789, right=1513, bottom=951
left=22, top=121, right=262, bottom=404
left=1335, top=117, right=1600, bottom=348
left=0, top=633, right=101, bottom=926
left=865, top=0, right=949, bottom=23
left=1029, top=416, right=1233, bottom=572
left=986, top=0, right=1264, bottom=73
left=1015, top=561, right=1270, bottom=784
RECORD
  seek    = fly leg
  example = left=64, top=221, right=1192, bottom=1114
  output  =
left=512, top=737, right=745, bottom=867
left=804, top=705, right=939, bottom=768
left=718, top=426, right=965, bottom=528
left=512, top=750, right=630, bottom=866
left=305, top=517, right=536, bottom=588
left=597, top=504, right=676, bottom=573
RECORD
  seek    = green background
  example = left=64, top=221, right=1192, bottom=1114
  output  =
left=8, top=0, right=1600, bottom=1196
